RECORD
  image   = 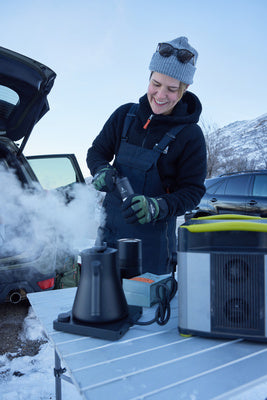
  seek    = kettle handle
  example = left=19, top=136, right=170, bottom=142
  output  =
left=90, top=260, right=101, bottom=316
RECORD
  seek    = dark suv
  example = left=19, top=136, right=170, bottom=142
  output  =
left=185, top=170, right=267, bottom=220
left=0, top=46, right=86, bottom=303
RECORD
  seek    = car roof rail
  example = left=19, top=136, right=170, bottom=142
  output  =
left=219, top=169, right=267, bottom=177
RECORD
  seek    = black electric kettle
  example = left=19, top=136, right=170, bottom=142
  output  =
left=72, top=244, right=128, bottom=324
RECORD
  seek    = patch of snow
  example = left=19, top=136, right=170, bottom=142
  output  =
left=0, top=309, right=82, bottom=400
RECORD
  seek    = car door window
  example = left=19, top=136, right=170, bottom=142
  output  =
left=27, top=156, right=82, bottom=190
left=253, top=175, right=267, bottom=197
left=224, top=175, right=250, bottom=196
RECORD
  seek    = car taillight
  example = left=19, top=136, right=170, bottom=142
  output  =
left=37, top=278, right=55, bottom=290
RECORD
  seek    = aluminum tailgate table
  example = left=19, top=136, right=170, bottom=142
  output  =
left=28, top=288, right=267, bottom=400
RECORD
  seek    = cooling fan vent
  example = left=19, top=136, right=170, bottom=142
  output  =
left=224, top=257, right=249, bottom=283
left=224, top=298, right=249, bottom=325
left=211, top=252, right=265, bottom=336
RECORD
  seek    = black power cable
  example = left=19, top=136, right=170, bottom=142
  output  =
left=133, top=273, right=178, bottom=326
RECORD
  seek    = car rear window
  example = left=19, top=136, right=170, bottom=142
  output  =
left=253, top=175, right=267, bottom=197
left=0, top=85, right=19, bottom=123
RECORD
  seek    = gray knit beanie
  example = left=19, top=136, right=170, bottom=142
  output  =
left=149, top=37, right=198, bottom=85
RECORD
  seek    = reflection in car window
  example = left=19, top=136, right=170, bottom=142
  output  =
left=253, top=175, right=267, bottom=197
left=207, top=179, right=227, bottom=195
left=214, top=179, right=227, bottom=194
left=224, top=175, right=250, bottom=195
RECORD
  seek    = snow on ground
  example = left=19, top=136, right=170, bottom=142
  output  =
left=0, top=307, right=82, bottom=400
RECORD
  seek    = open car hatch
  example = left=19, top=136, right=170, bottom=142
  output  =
left=0, top=46, right=56, bottom=152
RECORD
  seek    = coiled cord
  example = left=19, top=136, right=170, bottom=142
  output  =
left=134, top=274, right=178, bottom=326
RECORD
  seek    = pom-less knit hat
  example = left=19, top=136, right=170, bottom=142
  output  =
left=149, top=37, right=198, bottom=85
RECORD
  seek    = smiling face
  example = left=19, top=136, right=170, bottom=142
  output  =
left=147, top=72, right=186, bottom=115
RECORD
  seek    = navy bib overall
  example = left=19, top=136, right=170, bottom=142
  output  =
left=102, top=106, right=185, bottom=274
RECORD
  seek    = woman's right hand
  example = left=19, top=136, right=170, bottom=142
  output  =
left=92, top=165, right=117, bottom=192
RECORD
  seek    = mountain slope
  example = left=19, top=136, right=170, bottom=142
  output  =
left=204, top=113, right=267, bottom=176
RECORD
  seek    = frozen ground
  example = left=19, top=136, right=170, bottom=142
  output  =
left=0, top=305, right=82, bottom=400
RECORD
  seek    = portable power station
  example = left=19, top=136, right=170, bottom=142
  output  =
left=178, top=215, right=267, bottom=342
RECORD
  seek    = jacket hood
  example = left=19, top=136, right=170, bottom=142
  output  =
left=139, top=91, right=202, bottom=127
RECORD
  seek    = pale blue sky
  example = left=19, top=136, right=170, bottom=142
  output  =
left=1, top=0, right=266, bottom=176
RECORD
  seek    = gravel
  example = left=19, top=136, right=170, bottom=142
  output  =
left=0, top=300, right=46, bottom=359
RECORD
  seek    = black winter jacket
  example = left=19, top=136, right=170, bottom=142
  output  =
left=87, top=92, right=207, bottom=217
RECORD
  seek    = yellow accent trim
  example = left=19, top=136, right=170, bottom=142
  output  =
left=192, top=214, right=262, bottom=220
left=181, top=221, right=267, bottom=233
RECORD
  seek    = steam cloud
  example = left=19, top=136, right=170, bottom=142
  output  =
left=0, top=165, right=104, bottom=269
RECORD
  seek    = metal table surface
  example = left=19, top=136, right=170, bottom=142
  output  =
left=28, top=288, right=267, bottom=400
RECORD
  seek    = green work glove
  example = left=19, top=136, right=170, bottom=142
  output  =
left=121, top=194, right=168, bottom=224
left=92, top=166, right=117, bottom=192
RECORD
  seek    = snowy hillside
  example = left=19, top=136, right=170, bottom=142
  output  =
left=204, top=113, right=267, bottom=177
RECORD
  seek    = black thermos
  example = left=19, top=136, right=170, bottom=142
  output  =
left=116, top=176, right=134, bottom=201
left=116, top=177, right=142, bottom=279
left=118, top=238, right=142, bottom=280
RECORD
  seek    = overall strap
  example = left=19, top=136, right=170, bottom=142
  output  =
left=121, top=103, right=139, bottom=140
left=153, top=124, right=187, bottom=153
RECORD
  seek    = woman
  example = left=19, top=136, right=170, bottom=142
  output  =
left=87, top=36, right=207, bottom=275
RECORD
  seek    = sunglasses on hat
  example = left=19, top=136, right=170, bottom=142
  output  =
left=157, top=43, right=195, bottom=65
